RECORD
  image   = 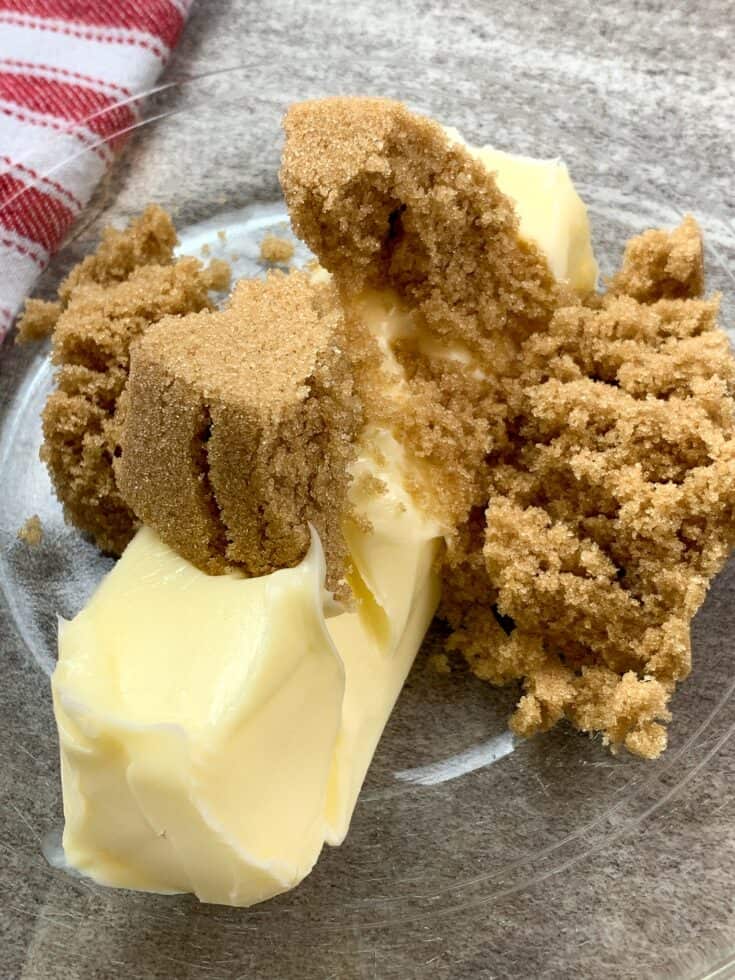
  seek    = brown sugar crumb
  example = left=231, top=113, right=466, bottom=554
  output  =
left=608, top=213, right=704, bottom=302
left=17, top=514, right=43, bottom=546
left=428, top=652, right=452, bottom=675
left=259, top=234, right=294, bottom=264
left=281, top=97, right=560, bottom=530
left=115, top=270, right=362, bottom=595
left=442, top=219, right=735, bottom=758
left=203, top=258, right=231, bottom=292
left=15, top=299, right=62, bottom=343
left=38, top=206, right=227, bottom=555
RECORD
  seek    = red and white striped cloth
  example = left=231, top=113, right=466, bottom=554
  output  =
left=0, top=0, right=193, bottom=343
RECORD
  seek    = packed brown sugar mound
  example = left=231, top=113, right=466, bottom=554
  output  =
left=442, top=219, right=735, bottom=758
left=281, top=96, right=558, bottom=348
left=24, top=206, right=229, bottom=555
left=116, top=271, right=361, bottom=594
left=281, top=96, right=560, bottom=529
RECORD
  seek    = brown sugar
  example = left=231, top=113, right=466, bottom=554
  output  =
left=427, top=652, right=452, bottom=675
left=608, top=213, right=704, bottom=302
left=281, top=97, right=558, bottom=347
left=115, top=271, right=362, bottom=594
left=280, top=99, right=735, bottom=755
left=442, top=220, right=735, bottom=758
left=17, top=514, right=43, bottom=546
left=281, top=96, right=559, bottom=530
left=260, top=233, right=295, bottom=264
left=35, top=203, right=359, bottom=593
left=36, top=206, right=229, bottom=555
left=60, top=202, right=177, bottom=297
left=16, top=299, right=61, bottom=343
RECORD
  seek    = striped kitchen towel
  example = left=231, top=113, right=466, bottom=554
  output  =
left=0, top=0, right=193, bottom=343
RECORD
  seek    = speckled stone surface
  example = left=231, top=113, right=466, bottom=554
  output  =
left=2, top=2, right=735, bottom=978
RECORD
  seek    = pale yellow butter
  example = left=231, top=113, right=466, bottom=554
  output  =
left=472, top=145, right=598, bottom=293
left=326, top=425, right=442, bottom=843
left=54, top=426, right=441, bottom=904
left=54, top=527, right=344, bottom=905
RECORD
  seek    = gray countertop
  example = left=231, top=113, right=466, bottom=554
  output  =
left=2, top=2, right=735, bottom=978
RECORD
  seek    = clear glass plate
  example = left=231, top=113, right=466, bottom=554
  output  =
left=1, top=65, right=734, bottom=980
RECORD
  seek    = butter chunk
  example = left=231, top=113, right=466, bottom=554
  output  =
left=116, top=271, right=362, bottom=593
left=53, top=526, right=344, bottom=905
left=325, top=541, right=440, bottom=843
left=470, top=146, right=598, bottom=293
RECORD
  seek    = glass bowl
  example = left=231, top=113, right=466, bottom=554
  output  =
left=1, top=62, right=734, bottom=980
